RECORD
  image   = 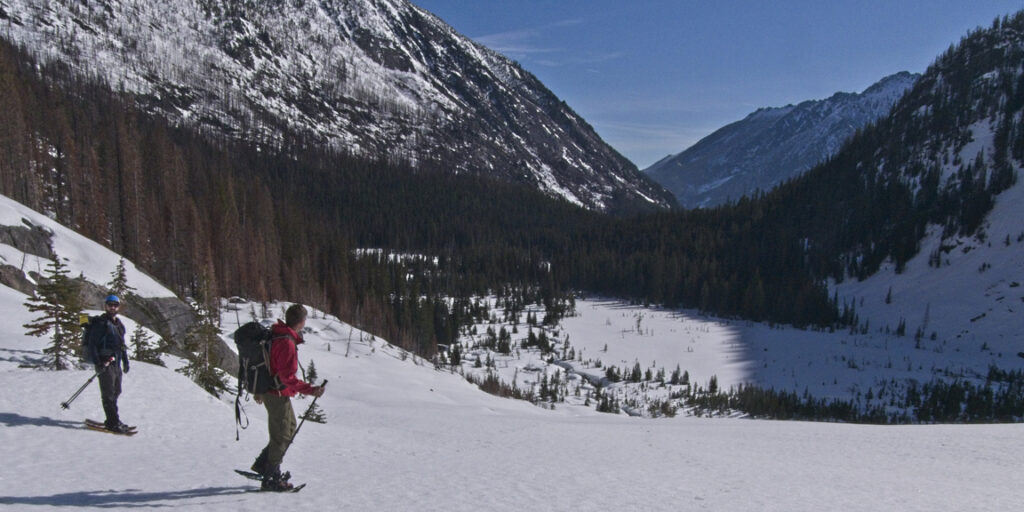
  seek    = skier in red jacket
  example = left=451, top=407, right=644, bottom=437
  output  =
left=251, top=304, right=325, bottom=491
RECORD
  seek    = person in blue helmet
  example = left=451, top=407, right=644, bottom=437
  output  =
left=83, top=294, right=131, bottom=432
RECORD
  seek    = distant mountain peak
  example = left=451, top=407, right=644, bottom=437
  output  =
left=647, top=71, right=920, bottom=209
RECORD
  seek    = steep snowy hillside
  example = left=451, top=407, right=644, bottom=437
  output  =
left=0, top=0, right=673, bottom=212
left=0, top=195, right=175, bottom=300
left=831, top=117, right=1024, bottom=365
left=646, top=72, right=918, bottom=209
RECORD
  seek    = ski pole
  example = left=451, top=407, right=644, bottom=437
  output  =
left=284, top=379, right=327, bottom=454
left=60, top=361, right=110, bottom=410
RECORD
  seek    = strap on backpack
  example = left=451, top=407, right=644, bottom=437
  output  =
left=234, top=358, right=252, bottom=441
left=234, top=393, right=247, bottom=441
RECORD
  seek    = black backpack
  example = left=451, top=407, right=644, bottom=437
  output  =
left=234, top=321, right=281, bottom=394
left=233, top=321, right=282, bottom=439
left=80, top=315, right=105, bottom=364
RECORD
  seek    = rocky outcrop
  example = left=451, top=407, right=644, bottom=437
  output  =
left=0, top=222, right=55, bottom=260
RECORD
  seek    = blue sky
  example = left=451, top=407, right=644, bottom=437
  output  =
left=412, top=1, right=1024, bottom=169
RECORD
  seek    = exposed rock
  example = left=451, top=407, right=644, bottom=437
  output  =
left=0, top=221, right=55, bottom=260
left=0, top=263, right=34, bottom=295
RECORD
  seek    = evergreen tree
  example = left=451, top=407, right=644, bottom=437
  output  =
left=106, top=257, right=137, bottom=299
left=176, top=275, right=227, bottom=396
left=178, top=313, right=228, bottom=397
left=630, top=362, right=643, bottom=383
left=23, top=257, right=83, bottom=370
left=450, top=343, right=462, bottom=366
left=301, top=399, right=328, bottom=424
left=130, top=323, right=165, bottom=366
left=297, top=359, right=327, bottom=422
left=537, top=331, right=551, bottom=353
left=306, top=359, right=319, bottom=384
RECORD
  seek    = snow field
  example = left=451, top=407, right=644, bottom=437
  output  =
left=3, top=314, right=1023, bottom=511
left=457, top=292, right=1024, bottom=419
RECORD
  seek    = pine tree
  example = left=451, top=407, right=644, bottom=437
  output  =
left=106, top=257, right=137, bottom=298
left=450, top=343, right=461, bottom=366
left=176, top=274, right=227, bottom=396
left=300, top=399, right=327, bottom=424
left=178, top=313, right=227, bottom=397
left=130, top=323, right=165, bottom=366
left=631, top=362, right=643, bottom=383
left=307, top=359, right=319, bottom=383
left=23, top=257, right=83, bottom=370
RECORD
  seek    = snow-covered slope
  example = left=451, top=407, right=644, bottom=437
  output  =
left=646, top=72, right=918, bottom=209
left=0, top=0, right=672, bottom=212
left=830, top=118, right=1024, bottom=364
left=3, top=298, right=1023, bottom=511
left=0, top=194, right=174, bottom=299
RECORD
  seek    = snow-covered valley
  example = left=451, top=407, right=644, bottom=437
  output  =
left=1, top=191, right=1022, bottom=510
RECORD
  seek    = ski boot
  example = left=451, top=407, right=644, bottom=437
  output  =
left=260, top=465, right=294, bottom=492
left=105, top=421, right=133, bottom=434
left=251, top=448, right=268, bottom=474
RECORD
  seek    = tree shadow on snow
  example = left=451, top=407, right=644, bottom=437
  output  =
left=0, top=487, right=255, bottom=508
left=0, top=347, right=47, bottom=366
left=0, top=412, right=82, bottom=430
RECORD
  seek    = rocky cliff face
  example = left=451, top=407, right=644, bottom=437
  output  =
left=0, top=0, right=673, bottom=213
left=646, top=72, right=919, bottom=209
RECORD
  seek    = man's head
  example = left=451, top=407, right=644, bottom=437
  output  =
left=285, top=304, right=308, bottom=330
left=104, top=295, right=121, bottom=317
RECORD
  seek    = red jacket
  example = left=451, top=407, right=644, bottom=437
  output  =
left=267, top=321, right=316, bottom=397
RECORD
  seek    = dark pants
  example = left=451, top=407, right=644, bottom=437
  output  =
left=97, top=363, right=122, bottom=427
left=261, top=393, right=296, bottom=468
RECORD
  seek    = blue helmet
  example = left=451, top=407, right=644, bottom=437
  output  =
left=105, top=294, right=121, bottom=305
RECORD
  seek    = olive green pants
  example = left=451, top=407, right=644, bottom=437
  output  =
left=262, top=393, right=296, bottom=466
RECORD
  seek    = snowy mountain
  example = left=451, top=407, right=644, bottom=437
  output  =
left=645, top=72, right=919, bottom=209
left=0, top=0, right=673, bottom=213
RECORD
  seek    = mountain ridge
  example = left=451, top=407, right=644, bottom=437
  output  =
left=646, top=71, right=919, bottom=209
left=0, top=0, right=673, bottom=213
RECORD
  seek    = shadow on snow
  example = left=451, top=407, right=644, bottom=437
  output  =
left=0, top=487, right=256, bottom=508
left=0, top=412, right=83, bottom=430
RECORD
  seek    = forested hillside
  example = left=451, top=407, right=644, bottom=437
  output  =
left=768, top=15, right=1022, bottom=284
